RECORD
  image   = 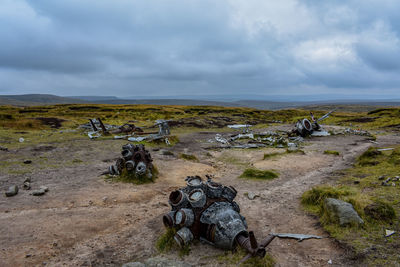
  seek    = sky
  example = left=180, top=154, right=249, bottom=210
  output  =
left=0, top=0, right=400, bottom=99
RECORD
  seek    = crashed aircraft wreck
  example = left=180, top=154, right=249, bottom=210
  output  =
left=163, top=176, right=322, bottom=263
left=103, top=143, right=154, bottom=179
left=293, top=109, right=336, bottom=137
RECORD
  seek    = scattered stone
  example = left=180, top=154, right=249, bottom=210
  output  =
left=39, top=186, right=49, bottom=192
left=385, top=230, right=395, bottom=237
left=24, top=177, right=31, bottom=183
left=328, top=259, right=332, bottom=264
left=88, top=200, right=93, bottom=205
left=23, top=182, right=31, bottom=190
left=378, top=175, right=386, bottom=180
left=5, top=185, right=19, bottom=197
left=324, top=198, right=364, bottom=226
left=19, top=137, right=25, bottom=143
left=246, top=192, right=259, bottom=200
left=32, top=189, right=46, bottom=196
left=23, top=160, right=32, bottom=164
left=354, top=181, right=360, bottom=184
left=0, top=146, right=8, bottom=151
left=102, top=196, right=108, bottom=203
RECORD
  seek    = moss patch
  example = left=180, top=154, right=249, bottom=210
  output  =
left=240, top=168, right=279, bottom=180
left=155, top=228, right=191, bottom=258
left=179, top=153, right=198, bottom=162
left=324, top=150, right=340, bottom=156
left=216, top=248, right=275, bottom=267
left=105, top=165, right=158, bottom=184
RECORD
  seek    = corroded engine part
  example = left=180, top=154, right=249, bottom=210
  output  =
left=200, top=201, right=248, bottom=249
left=163, top=176, right=266, bottom=258
left=105, top=144, right=153, bottom=178
left=295, top=118, right=313, bottom=137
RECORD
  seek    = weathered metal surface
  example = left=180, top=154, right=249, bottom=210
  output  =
left=104, top=144, right=153, bottom=179
left=293, top=109, right=336, bottom=137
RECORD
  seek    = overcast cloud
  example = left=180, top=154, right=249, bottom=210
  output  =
left=0, top=0, right=399, bottom=99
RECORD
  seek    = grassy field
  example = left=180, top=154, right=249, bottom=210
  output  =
left=301, top=147, right=400, bottom=265
left=1, top=103, right=399, bottom=150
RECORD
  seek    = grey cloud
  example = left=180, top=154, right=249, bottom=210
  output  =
left=0, top=0, right=399, bottom=97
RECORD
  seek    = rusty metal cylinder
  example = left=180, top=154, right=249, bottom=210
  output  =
left=163, top=211, right=176, bottom=228
left=175, top=208, right=195, bottom=227
left=169, top=190, right=188, bottom=209
left=125, top=160, right=135, bottom=171
left=186, top=176, right=203, bottom=190
left=188, top=189, right=206, bottom=208
left=206, top=181, right=223, bottom=199
left=121, top=149, right=133, bottom=160
left=221, top=186, right=237, bottom=201
left=174, top=227, right=194, bottom=247
left=135, top=161, right=146, bottom=176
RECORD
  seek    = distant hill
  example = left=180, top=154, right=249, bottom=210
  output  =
left=1, top=94, right=400, bottom=111
left=0, top=94, right=87, bottom=106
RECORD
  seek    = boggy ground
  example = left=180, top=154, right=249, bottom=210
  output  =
left=0, top=125, right=399, bottom=267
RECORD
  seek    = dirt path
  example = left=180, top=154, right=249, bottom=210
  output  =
left=0, top=128, right=396, bottom=267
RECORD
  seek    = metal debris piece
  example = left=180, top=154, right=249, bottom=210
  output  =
left=163, top=176, right=320, bottom=264
left=111, top=121, right=143, bottom=135
left=293, top=109, right=336, bottom=137
left=228, top=124, right=252, bottom=133
left=272, top=233, right=323, bottom=242
left=385, top=229, right=395, bottom=237
left=215, top=134, right=229, bottom=144
left=377, top=148, right=394, bottom=151
left=230, top=133, right=254, bottom=141
left=104, top=144, right=153, bottom=179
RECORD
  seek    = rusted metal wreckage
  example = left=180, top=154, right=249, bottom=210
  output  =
left=293, top=109, right=336, bottom=137
left=163, top=176, right=321, bottom=264
left=103, top=143, right=154, bottom=179
left=86, top=118, right=170, bottom=143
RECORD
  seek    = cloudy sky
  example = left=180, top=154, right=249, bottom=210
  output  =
left=1, top=0, right=400, bottom=99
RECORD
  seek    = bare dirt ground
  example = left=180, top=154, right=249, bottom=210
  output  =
left=1, top=125, right=399, bottom=267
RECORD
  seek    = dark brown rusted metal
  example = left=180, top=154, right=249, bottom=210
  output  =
left=97, top=118, right=109, bottom=134
left=89, top=119, right=98, bottom=131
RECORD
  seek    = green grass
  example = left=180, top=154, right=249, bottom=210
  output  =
left=263, top=152, right=284, bottom=160
left=105, top=166, right=158, bottom=184
left=216, top=248, right=275, bottom=267
left=323, top=150, right=340, bottom=156
left=239, top=168, right=279, bottom=180
left=301, top=145, right=400, bottom=265
left=179, top=153, right=198, bottom=162
left=155, top=228, right=191, bottom=258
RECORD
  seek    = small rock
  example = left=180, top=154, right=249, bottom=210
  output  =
left=19, top=137, right=24, bottom=143
left=247, top=192, right=259, bottom=200
left=24, top=177, right=31, bottom=183
left=23, top=160, right=32, bottom=164
left=32, top=189, right=46, bottom=196
left=328, top=259, right=332, bottom=264
left=25, top=254, right=32, bottom=258
left=354, top=180, right=360, bottom=184
left=5, top=185, right=19, bottom=197
left=23, top=182, right=31, bottom=190
left=39, top=186, right=49, bottom=192
left=378, top=175, right=386, bottom=180
left=0, top=146, right=8, bottom=151
left=102, top=196, right=108, bottom=203
left=324, top=198, right=364, bottom=226
left=88, top=200, right=93, bottom=205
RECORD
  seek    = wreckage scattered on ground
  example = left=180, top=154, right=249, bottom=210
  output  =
left=83, top=118, right=171, bottom=144
left=103, top=144, right=154, bottom=179
left=292, top=109, right=336, bottom=137
left=163, top=176, right=322, bottom=263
